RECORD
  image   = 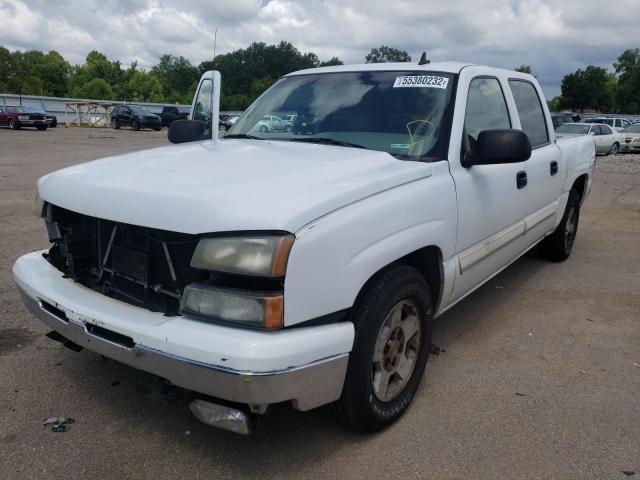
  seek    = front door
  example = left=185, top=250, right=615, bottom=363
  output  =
left=448, top=70, right=528, bottom=302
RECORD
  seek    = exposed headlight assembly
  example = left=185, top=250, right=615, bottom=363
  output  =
left=191, top=234, right=295, bottom=277
left=180, top=284, right=283, bottom=330
left=32, top=190, right=45, bottom=217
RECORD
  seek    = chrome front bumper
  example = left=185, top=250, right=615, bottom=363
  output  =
left=14, top=252, right=351, bottom=412
left=18, top=288, right=348, bottom=410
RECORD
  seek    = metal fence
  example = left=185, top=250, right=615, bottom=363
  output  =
left=0, top=93, right=191, bottom=126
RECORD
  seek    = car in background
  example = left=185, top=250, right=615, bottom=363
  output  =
left=252, top=114, right=287, bottom=133
left=556, top=122, right=623, bottom=155
left=620, top=123, right=640, bottom=153
left=24, top=107, right=57, bottom=127
left=0, top=105, right=48, bottom=130
left=111, top=105, right=161, bottom=131
left=160, top=106, right=188, bottom=127
left=551, top=112, right=575, bottom=129
left=583, top=117, right=630, bottom=132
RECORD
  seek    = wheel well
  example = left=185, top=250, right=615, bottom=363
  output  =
left=572, top=174, right=588, bottom=203
left=396, top=246, right=443, bottom=312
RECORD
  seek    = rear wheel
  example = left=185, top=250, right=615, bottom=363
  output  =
left=111, top=118, right=119, bottom=129
left=332, top=264, right=433, bottom=432
left=37, top=126, right=47, bottom=131
left=259, top=125, right=268, bottom=133
left=538, top=188, right=581, bottom=262
left=132, top=120, right=140, bottom=131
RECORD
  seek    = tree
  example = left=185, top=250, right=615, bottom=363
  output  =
left=614, top=49, right=640, bottom=113
left=319, top=57, right=344, bottom=67
left=78, top=78, right=114, bottom=99
left=560, top=66, right=613, bottom=112
left=547, top=96, right=563, bottom=112
left=365, top=46, right=411, bottom=63
left=199, top=41, right=323, bottom=110
left=515, top=65, right=532, bottom=74
left=151, top=54, right=199, bottom=103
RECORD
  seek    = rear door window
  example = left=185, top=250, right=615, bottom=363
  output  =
left=508, top=80, right=549, bottom=148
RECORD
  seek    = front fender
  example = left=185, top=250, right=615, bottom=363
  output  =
left=283, top=162, right=457, bottom=326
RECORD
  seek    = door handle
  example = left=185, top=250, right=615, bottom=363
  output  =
left=550, top=161, right=559, bottom=176
left=516, top=171, right=527, bottom=189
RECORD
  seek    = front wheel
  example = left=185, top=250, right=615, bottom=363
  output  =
left=36, top=126, right=47, bottom=131
left=608, top=142, right=619, bottom=156
left=132, top=120, right=140, bottom=131
left=538, top=188, right=581, bottom=262
left=332, top=264, right=433, bottom=432
left=111, top=118, right=119, bottom=129
left=9, top=119, right=19, bottom=130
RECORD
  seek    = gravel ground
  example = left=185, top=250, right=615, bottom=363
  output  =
left=1, top=127, right=639, bottom=479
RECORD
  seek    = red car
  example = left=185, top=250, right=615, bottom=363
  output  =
left=0, top=105, right=48, bottom=130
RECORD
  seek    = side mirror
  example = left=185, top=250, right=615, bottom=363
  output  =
left=168, top=119, right=205, bottom=144
left=462, top=129, right=531, bottom=168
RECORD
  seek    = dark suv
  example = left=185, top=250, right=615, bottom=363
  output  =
left=111, top=105, right=161, bottom=131
left=160, top=106, right=188, bottom=127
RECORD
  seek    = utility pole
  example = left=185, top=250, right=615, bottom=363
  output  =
left=213, top=28, right=218, bottom=61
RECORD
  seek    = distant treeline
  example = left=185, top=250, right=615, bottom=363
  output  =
left=0, top=43, right=414, bottom=110
left=3, top=42, right=637, bottom=114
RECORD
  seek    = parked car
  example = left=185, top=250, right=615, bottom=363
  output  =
left=583, top=117, right=630, bottom=132
left=0, top=105, right=48, bottom=130
left=251, top=114, right=286, bottom=132
left=160, top=106, right=188, bottom=127
left=555, top=122, right=623, bottom=155
left=15, top=63, right=596, bottom=435
left=620, top=123, right=640, bottom=153
left=24, top=107, right=57, bottom=127
left=111, top=105, right=161, bottom=131
left=550, top=112, right=575, bottom=129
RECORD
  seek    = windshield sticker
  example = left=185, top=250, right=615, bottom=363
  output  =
left=393, top=75, right=449, bottom=89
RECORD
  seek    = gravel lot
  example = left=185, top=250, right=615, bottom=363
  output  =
left=1, top=127, right=639, bottom=479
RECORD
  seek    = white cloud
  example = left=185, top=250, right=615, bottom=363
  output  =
left=1, top=0, right=639, bottom=97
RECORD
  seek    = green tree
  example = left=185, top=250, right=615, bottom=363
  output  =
left=199, top=41, right=322, bottom=110
left=614, top=49, right=640, bottom=113
left=78, top=78, right=114, bottom=99
left=365, top=46, right=411, bottom=63
left=515, top=65, right=532, bottom=74
left=547, top=96, right=563, bottom=112
left=151, top=54, right=199, bottom=103
left=561, top=66, right=612, bottom=112
left=319, top=57, right=344, bottom=67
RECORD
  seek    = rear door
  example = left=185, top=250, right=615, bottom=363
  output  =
left=507, top=78, right=562, bottom=244
left=0, top=106, right=5, bottom=125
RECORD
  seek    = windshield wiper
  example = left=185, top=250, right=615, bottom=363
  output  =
left=289, top=137, right=366, bottom=149
left=223, top=133, right=264, bottom=140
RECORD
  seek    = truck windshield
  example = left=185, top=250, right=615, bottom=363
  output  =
left=227, top=71, right=455, bottom=161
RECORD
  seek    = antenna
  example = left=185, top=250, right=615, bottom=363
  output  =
left=418, top=52, right=430, bottom=65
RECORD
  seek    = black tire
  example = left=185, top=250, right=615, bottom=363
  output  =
left=259, top=125, right=268, bottom=133
left=332, top=264, right=433, bottom=432
left=608, top=142, right=619, bottom=156
left=132, top=120, right=140, bottom=131
left=111, top=118, right=119, bottom=129
left=538, top=188, right=581, bottom=262
left=9, top=119, right=20, bottom=130
left=37, top=126, right=47, bottom=131
left=153, top=127, right=161, bottom=131
left=51, top=118, right=57, bottom=128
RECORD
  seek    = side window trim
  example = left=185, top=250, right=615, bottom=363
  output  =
left=507, top=78, right=551, bottom=150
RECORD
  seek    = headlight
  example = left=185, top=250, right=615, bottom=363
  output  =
left=180, top=283, right=283, bottom=329
left=191, top=234, right=295, bottom=277
left=32, top=190, right=44, bottom=217
left=18, top=115, right=29, bottom=121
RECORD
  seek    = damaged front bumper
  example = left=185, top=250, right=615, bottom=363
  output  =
left=13, top=251, right=352, bottom=412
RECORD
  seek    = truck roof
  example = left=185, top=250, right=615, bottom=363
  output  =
left=287, top=61, right=473, bottom=76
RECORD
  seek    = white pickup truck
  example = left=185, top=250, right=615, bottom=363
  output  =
left=13, top=61, right=595, bottom=434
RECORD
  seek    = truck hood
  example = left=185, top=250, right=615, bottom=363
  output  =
left=38, top=139, right=433, bottom=234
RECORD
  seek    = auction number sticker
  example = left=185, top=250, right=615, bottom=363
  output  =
left=393, top=75, right=449, bottom=89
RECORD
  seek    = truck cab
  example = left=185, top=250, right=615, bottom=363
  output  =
left=14, top=62, right=595, bottom=434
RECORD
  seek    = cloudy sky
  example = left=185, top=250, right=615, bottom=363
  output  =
left=1, top=0, right=639, bottom=97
